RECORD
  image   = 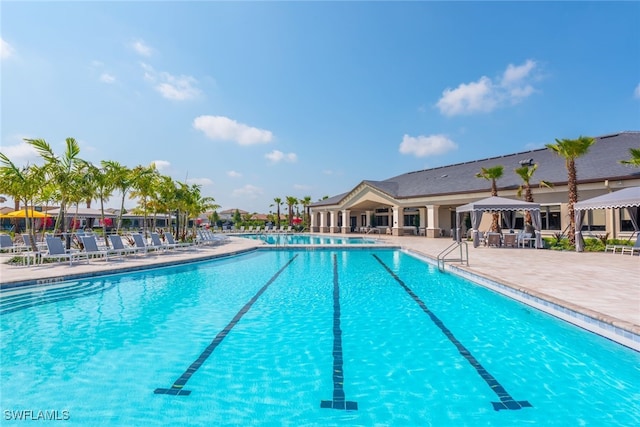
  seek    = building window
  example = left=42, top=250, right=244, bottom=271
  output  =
left=404, top=214, right=419, bottom=228
left=376, top=214, right=389, bottom=227
left=541, top=205, right=561, bottom=230
left=620, top=208, right=640, bottom=232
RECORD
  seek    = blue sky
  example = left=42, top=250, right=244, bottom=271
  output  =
left=1, top=1, right=639, bottom=214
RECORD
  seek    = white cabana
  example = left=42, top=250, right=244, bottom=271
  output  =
left=574, top=186, right=640, bottom=252
left=456, top=196, right=543, bottom=248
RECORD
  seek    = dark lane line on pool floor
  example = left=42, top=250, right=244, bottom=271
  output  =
left=154, top=255, right=299, bottom=396
left=372, top=254, right=532, bottom=411
left=320, top=253, right=358, bottom=411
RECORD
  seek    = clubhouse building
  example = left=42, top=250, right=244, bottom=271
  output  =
left=309, top=131, right=640, bottom=239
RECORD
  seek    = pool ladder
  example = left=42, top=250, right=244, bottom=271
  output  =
left=437, top=241, right=469, bottom=272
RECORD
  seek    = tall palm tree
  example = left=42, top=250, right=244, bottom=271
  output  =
left=26, top=137, right=85, bottom=236
left=271, top=197, right=282, bottom=227
left=286, top=196, right=298, bottom=226
left=0, top=154, right=42, bottom=251
left=514, top=164, right=553, bottom=225
left=475, top=165, right=504, bottom=232
left=546, top=136, right=596, bottom=245
left=130, top=163, right=160, bottom=236
left=620, top=147, right=640, bottom=167
left=301, top=195, right=312, bottom=229
left=85, top=163, right=116, bottom=246
left=102, top=160, right=133, bottom=233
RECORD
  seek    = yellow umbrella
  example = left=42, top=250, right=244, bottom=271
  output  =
left=5, top=209, right=51, bottom=218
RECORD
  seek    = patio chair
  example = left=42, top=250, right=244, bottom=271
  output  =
left=486, top=233, right=501, bottom=247
left=620, top=239, right=640, bottom=256
left=108, top=235, right=142, bottom=256
left=503, top=233, right=517, bottom=248
left=150, top=232, right=176, bottom=252
left=131, top=233, right=157, bottom=254
left=43, top=236, right=88, bottom=265
left=0, top=234, right=28, bottom=253
left=80, top=235, right=124, bottom=262
left=164, top=232, right=194, bottom=250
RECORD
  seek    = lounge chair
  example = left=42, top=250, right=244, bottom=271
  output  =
left=149, top=232, right=176, bottom=252
left=486, top=233, right=501, bottom=247
left=109, top=235, right=142, bottom=256
left=0, top=234, right=28, bottom=253
left=43, top=236, right=88, bottom=265
left=80, top=235, right=125, bottom=261
left=503, top=233, right=517, bottom=248
left=164, top=232, right=194, bottom=250
left=620, top=239, right=640, bottom=256
left=131, top=233, right=158, bottom=254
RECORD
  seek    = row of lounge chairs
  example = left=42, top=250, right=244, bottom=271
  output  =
left=216, top=225, right=294, bottom=233
left=1, top=231, right=227, bottom=266
left=605, top=239, right=640, bottom=255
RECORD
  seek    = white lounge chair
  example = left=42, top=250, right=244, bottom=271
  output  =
left=131, top=233, right=158, bottom=254
left=164, top=232, right=193, bottom=250
left=80, top=235, right=125, bottom=262
left=149, top=232, right=175, bottom=252
left=620, top=239, right=640, bottom=256
left=109, top=235, right=142, bottom=256
left=0, top=234, right=28, bottom=253
left=43, top=236, right=87, bottom=265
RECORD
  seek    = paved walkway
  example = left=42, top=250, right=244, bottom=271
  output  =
left=1, top=235, right=638, bottom=349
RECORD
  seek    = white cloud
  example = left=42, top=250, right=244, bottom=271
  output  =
left=100, top=73, right=116, bottom=84
left=293, top=184, right=311, bottom=190
left=265, top=150, right=297, bottom=163
left=227, top=170, right=242, bottom=178
left=1, top=38, right=14, bottom=60
left=151, top=160, right=170, bottom=172
left=399, top=134, right=458, bottom=158
left=231, top=184, right=263, bottom=199
left=322, top=169, right=335, bottom=175
left=193, top=115, right=273, bottom=145
left=186, top=177, right=213, bottom=186
left=0, top=141, right=40, bottom=166
left=131, top=39, right=153, bottom=57
left=634, top=83, right=640, bottom=99
left=141, top=62, right=200, bottom=101
left=436, top=60, right=539, bottom=116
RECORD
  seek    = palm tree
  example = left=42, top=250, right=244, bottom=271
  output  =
left=85, top=163, right=116, bottom=246
left=271, top=197, right=282, bottom=228
left=546, top=136, right=596, bottom=245
left=286, top=196, right=298, bottom=226
left=301, top=195, right=312, bottom=229
left=620, top=147, right=640, bottom=167
left=26, top=138, right=85, bottom=236
left=0, top=155, right=43, bottom=251
left=475, top=165, right=504, bottom=232
left=514, top=164, right=553, bottom=225
left=130, top=163, right=160, bottom=236
left=102, top=160, right=132, bottom=233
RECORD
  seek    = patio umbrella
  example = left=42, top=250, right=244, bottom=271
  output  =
left=5, top=209, right=52, bottom=218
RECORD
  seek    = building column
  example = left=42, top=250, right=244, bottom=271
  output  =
left=310, top=209, right=317, bottom=232
left=319, top=211, right=328, bottom=233
left=419, top=207, right=427, bottom=236
left=365, top=210, right=372, bottom=227
left=425, top=205, right=441, bottom=238
left=329, top=210, right=340, bottom=233
left=341, top=209, right=351, bottom=234
left=391, top=206, right=404, bottom=236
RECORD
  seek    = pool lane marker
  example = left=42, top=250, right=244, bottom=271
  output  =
left=320, top=254, right=358, bottom=411
left=154, top=255, right=298, bottom=396
left=372, top=254, right=532, bottom=411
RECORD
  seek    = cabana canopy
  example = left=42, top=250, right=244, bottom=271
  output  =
left=574, top=187, right=640, bottom=252
left=456, top=196, right=543, bottom=248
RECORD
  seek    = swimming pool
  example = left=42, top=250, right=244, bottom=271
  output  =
left=240, top=233, right=378, bottom=245
left=1, top=249, right=638, bottom=425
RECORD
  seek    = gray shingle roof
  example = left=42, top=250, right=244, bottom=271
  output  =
left=312, top=131, right=640, bottom=207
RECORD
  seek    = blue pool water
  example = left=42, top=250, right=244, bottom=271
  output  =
left=1, top=249, right=639, bottom=426
left=240, top=233, right=378, bottom=245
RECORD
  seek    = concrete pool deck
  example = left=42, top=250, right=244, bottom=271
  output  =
left=1, top=234, right=638, bottom=349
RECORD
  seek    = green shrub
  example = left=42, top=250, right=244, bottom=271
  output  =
left=583, top=238, right=605, bottom=252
